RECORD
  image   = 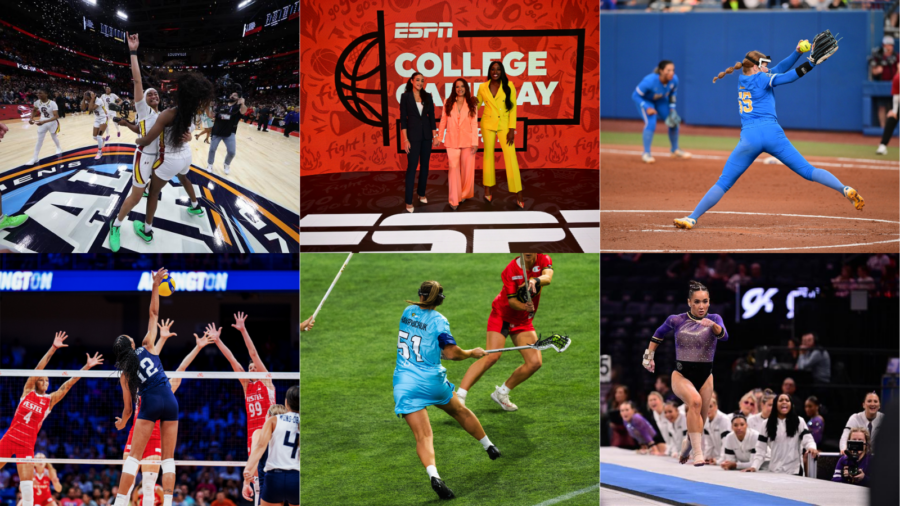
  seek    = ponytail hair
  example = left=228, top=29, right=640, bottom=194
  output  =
left=712, top=51, right=766, bottom=83
left=688, top=280, right=708, bottom=299
left=406, top=280, right=445, bottom=308
left=404, top=72, right=424, bottom=94
left=654, top=60, right=673, bottom=74
left=286, top=384, right=299, bottom=412
left=114, top=335, right=141, bottom=399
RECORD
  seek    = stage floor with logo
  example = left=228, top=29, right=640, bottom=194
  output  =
left=0, top=145, right=298, bottom=253
left=300, top=169, right=599, bottom=252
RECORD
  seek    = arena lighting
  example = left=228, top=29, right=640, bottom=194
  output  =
left=116, top=11, right=128, bottom=20
left=82, top=0, right=96, bottom=5
left=238, top=0, right=254, bottom=9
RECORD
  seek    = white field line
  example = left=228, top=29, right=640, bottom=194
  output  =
left=600, top=148, right=899, bottom=170
left=601, top=238, right=900, bottom=253
left=531, top=484, right=600, bottom=506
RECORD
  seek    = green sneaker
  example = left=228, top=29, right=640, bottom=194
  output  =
left=142, top=192, right=149, bottom=198
left=109, top=223, right=121, bottom=252
left=133, top=220, right=153, bottom=243
left=0, top=214, right=28, bottom=230
left=187, top=203, right=205, bottom=216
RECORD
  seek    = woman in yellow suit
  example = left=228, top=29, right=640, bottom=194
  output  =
left=477, top=61, right=524, bottom=208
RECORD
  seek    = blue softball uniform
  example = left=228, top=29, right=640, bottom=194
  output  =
left=393, top=305, right=458, bottom=416
left=632, top=72, right=680, bottom=154
left=687, top=51, right=848, bottom=222
left=134, top=347, right=179, bottom=422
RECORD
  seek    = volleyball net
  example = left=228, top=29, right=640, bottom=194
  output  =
left=0, top=370, right=298, bottom=469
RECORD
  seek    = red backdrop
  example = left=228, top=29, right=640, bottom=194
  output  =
left=300, top=0, right=599, bottom=176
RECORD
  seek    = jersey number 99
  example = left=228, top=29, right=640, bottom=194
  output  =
left=738, top=92, right=753, bottom=114
left=397, top=331, right=424, bottom=362
left=137, top=357, right=159, bottom=382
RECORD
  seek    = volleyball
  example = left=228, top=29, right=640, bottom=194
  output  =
left=159, top=274, right=176, bottom=297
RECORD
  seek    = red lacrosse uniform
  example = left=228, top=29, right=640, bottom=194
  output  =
left=487, top=254, right=553, bottom=335
left=125, top=396, right=162, bottom=458
left=246, top=380, right=275, bottom=454
left=33, top=469, right=55, bottom=506
left=0, top=391, right=51, bottom=458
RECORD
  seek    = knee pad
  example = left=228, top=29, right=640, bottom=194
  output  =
left=161, top=458, right=175, bottom=475
left=143, top=471, right=158, bottom=487
left=20, top=480, right=34, bottom=501
left=123, top=456, right=140, bottom=476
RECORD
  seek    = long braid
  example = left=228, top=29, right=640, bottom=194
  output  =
left=114, top=335, right=141, bottom=399
left=712, top=62, right=743, bottom=83
left=713, top=51, right=766, bottom=83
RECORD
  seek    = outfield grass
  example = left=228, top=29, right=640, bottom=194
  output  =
left=300, top=254, right=599, bottom=506
left=600, top=131, right=894, bottom=161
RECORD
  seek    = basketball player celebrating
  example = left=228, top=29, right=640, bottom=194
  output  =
left=81, top=90, right=109, bottom=159
left=26, top=88, right=62, bottom=165
left=457, top=253, right=553, bottom=411
left=18, top=453, right=62, bottom=506
left=111, top=268, right=179, bottom=506
left=120, top=320, right=216, bottom=506
left=242, top=386, right=298, bottom=506
left=101, top=86, right=123, bottom=140
left=0, top=332, right=104, bottom=506
left=209, top=312, right=276, bottom=506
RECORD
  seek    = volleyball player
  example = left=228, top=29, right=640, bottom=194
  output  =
left=101, top=86, right=123, bottom=139
left=111, top=268, right=179, bottom=506
left=457, top=253, right=553, bottom=411
left=0, top=332, right=104, bottom=506
left=81, top=90, right=109, bottom=159
left=25, top=88, right=62, bottom=165
left=120, top=320, right=216, bottom=506
left=241, top=404, right=288, bottom=503
left=132, top=73, right=211, bottom=243
left=209, top=312, right=275, bottom=506
left=242, top=386, right=299, bottom=506
left=16, top=453, right=61, bottom=506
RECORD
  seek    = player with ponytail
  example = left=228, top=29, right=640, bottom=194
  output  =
left=632, top=60, right=691, bottom=164
left=673, top=33, right=864, bottom=230
left=394, top=281, right=500, bottom=500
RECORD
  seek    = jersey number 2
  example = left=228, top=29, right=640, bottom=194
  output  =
left=137, top=357, right=159, bottom=382
left=397, top=331, right=424, bottom=362
left=738, top=92, right=753, bottom=114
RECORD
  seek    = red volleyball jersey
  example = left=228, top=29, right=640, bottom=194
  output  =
left=5, top=391, right=51, bottom=447
left=33, top=469, right=53, bottom=506
left=246, top=380, right=275, bottom=434
left=490, top=254, right=553, bottom=327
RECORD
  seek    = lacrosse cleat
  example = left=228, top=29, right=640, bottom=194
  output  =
left=430, top=477, right=455, bottom=500
left=843, top=186, right=864, bottom=211
left=673, top=217, right=696, bottom=230
left=491, top=386, right=518, bottom=412
left=486, top=445, right=501, bottom=460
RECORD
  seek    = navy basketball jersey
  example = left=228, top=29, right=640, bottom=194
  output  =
left=737, top=72, right=778, bottom=126
left=135, top=347, right=170, bottom=393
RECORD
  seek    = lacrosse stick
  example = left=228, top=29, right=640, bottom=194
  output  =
left=485, top=333, right=571, bottom=354
left=304, top=253, right=352, bottom=330
left=520, top=253, right=535, bottom=319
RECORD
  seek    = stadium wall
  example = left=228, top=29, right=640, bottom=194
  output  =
left=600, top=11, right=887, bottom=132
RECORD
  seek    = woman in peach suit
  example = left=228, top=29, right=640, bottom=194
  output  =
left=477, top=61, right=523, bottom=208
left=439, top=79, right=479, bottom=210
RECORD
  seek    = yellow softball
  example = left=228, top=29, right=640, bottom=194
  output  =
left=799, top=40, right=811, bottom=53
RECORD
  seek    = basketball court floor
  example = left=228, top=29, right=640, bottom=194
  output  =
left=0, top=112, right=298, bottom=253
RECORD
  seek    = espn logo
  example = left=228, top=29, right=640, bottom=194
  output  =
left=395, top=22, right=453, bottom=39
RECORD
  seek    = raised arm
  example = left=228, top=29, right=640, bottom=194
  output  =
left=769, top=47, right=803, bottom=75
left=152, top=318, right=177, bottom=355
left=49, top=352, right=103, bottom=408
left=232, top=312, right=267, bottom=373
left=127, top=33, right=143, bottom=100
left=23, top=332, right=68, bottom=398
left=142, top=268, right=168, bottom=350
left=170, top=331, right=216, bottom=393
left=243, top=416, right=276, bottom=477
left=116, top=374, right=134, bottom=430
left=209, top=323, right=248, bottom=391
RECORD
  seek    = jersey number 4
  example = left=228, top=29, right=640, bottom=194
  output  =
left=397, top=331, right=424, bottom=362
left=283, top=430, right=298, bottom=459
left=738, top=92, right=753, bottom=114
left=137, top=357, right=159, bottom=382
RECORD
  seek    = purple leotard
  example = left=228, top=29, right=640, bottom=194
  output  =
left=651, top=313, right=728, bottom=363
left=625, top=413, right=657, bottom=446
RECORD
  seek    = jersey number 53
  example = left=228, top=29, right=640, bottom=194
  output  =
left=738, top=92, right=753, bottom=114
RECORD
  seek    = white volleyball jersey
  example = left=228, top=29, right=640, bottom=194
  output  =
left=264, top=412, right=299, bottom=472
left=34, top=100, right=57, bottom=120
left=135, top=99, right=161, bottom=155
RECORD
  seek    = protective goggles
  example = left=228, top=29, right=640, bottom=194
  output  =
left=745, top=54, right=771, bottom=67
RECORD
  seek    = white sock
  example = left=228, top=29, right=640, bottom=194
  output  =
left=113, top=218, right=123, bottom=227
left=142, top=473, right=158, bottom=506
left=425, top=465, right=439, bottom=480
left=499, top=383, right=510, bottom=395
left=144, top=223, right=153, bottom=233
left=97, top=135, right=105, bottom=149
left=51, top=133, right=61, bottom=149
left=190, top=199, right=198, bottom=207
left=20, top=480, right=34, bottom=506
left=478, top=435, right=493, bottom=450
left=113, top=494, right=128, bottom=506
left=688, top=432, right=703, bottom=459
left=457, top=388, right=467, bottom=399
left=163, top=495, right=172, bottom=506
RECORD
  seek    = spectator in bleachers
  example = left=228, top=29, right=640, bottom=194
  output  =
left=666, top=254, right=692, bottom=280
left=781, top=377, right=801, bottom=411
left=856, top=265, right=877, bottom=292
left=867, top=253, right=892, bottom=276
left=795, top=332, right=831, bottom=384
left=61, top=487, right=83, bottom=506
left=703, top=394, right=730, bottom=464
left=619, top=401, right=664, bottom=455
left=748, top=262, right=765, bottom=286
left=746, top=394, right=818, bottom=474
left=726, top=263, right=751, bottom=292
left=747, top=389, right=775, bottom=436
left=607, top=385, right=637, bottom=448
left=783, top=0, right=812, bottom=9
left=840, top=392, right=883, bottom=454
left=804, top=396, right=824, bottom=445
left=209, top=491, right=235, bottom=506
left=827, top=0, right=846, bottom=8
left=832, top=428, right=871, bottom=486
left=714, top=254, right=736, bottom=283
left=722, top=0, right=748, bottom=10
left=832, top=264, right=855, bottom=297
left=663, top=400, right=687, bottom=458
left=693, top=257, right=713, bottom=282
left=721, top=413, right=759, bottom=470
left=784, top=338, right=800, bottom=365
left=655, top=374, right=678, bottom=403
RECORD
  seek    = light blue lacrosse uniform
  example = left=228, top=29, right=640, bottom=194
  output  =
left=632, top=72, right=680, bottom=154
left=393, top=305, right=458, bottom=416
left=687, top=51, right=847, bottom=222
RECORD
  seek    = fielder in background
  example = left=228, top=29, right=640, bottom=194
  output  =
left=876, top=62, right=899, bottom=156
left=632, top=60, right=691, bottom=164
left=674, top=33, right=865, bottom=230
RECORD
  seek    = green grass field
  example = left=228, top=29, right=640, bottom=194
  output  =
left=300, top=254, right=599, bottom=506
left=601, top=131, right=894, bottom=160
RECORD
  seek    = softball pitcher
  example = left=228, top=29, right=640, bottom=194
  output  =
left=632, top=60, right=692, bottom=164
left=674, top=31, right=864, bottom=230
